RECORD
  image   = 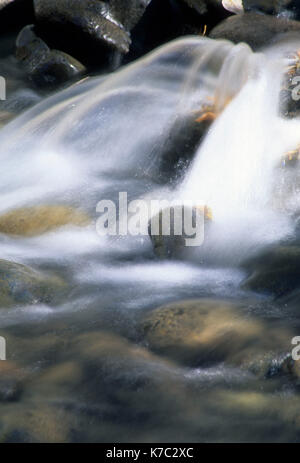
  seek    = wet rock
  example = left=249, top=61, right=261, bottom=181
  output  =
left=141, top=299, right=265, bottom=366
left=148, top=205, right=212, bottom=259
left=0, top=361, right=23, bottom=402
left=243, top=0, right=300, bottom=19
left=0, top=111, right=14, bottom=127
left=0, top=0, right=34, bottom=31
left=16, top=25, right=85, bottom=88
left=280, top=49, right=300, bottom=118
left=209, top=12, right=300, bottom=51
left=158, top=111, right=215, bottom=183
left=0, top=403, right=73, bottom=443
left=141, top=298, right=295, bottom=377
left=0, top=204, right=90, bottom=237
left=0, top=259, right=67, bottom=307
left=33, top=0, right=151, bottom=67
left=127, top=0, right=230, bottom=62
left=242, top=246, right=300, bottom=297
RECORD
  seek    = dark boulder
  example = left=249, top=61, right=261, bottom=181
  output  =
left=148, top=205, right=212, bottom=259
left=0, top=258, right=67, bottom=307
left=0, top=0, right=34, bottom=31
left=126, top=0, right=231, bottom=62
left=16, top=25, right=85, bottom=88
left=158, top=111, right=214, bottom=183
left=209, top=12, right=300, bottom=51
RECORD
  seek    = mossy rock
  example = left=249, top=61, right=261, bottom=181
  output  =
left=0, top=205, right=90, bottom=237
left=242, top=246, right=300, bottom=297
left=0, top=259, right=67, bottom=307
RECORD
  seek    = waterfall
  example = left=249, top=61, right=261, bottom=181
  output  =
left=0, top=36, right=299, bottom=267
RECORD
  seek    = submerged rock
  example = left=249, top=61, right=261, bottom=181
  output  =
left=16, top=25, right=85, bottom=88
left=0, top=205, right=90, bottom=237
left=209, top=12, right=300, bottom=51
left=222, top=0, right=243, bottom=14
left=242, top=246, right=300, bottom=297
left=0, top=259, right=67, bottom=307
left=140, top=298, right=294, bottom=377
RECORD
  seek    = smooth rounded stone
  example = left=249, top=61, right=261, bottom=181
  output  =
left=33, top=0, right=136, bottom=65
left=141, top=299, right=265, bottom=366
left=28, top=331, right=183, bottom=425
left=73, top=330, right=176, bottom=368
left=30, top=50, right=86, bottom=88
left=242, top=246, right=300, bottom=297
left=209, top=12, right=300, bottom=51
left=0, top=0, right=34, bottom=30
left=0, top=205, right=90, bottom=237
left=16, top=25, right=86, bottom=88
left=127, top=0, right=230, bottom=62
left=148, top=205, right=212, bottom=259
left=0, top=111, right=14, bottom=127
left=280, top=48, right=300, bottom=118
left=0, top=259, right=67, bottom=307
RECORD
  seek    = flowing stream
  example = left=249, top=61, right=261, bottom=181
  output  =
left=1, top=36, right=300, bottom=442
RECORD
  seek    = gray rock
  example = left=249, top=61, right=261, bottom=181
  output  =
left=16, top=25, right=85, bottom=88
left=209, top=12, right=300, bottom=51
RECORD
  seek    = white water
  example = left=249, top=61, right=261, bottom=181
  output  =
left=0, top=36, right=300, bottom=319
left=179, top=40, right=300, bottom=263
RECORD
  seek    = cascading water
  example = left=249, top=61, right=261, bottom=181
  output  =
left=179, top=40, right=300, bottom=264
left=2, top=35, right=300, bottom=442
